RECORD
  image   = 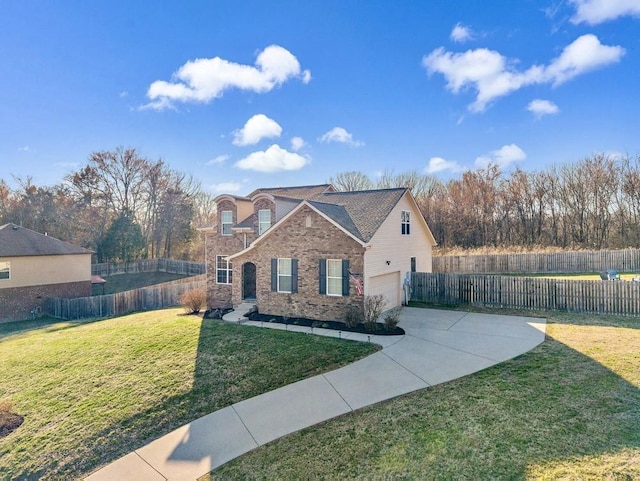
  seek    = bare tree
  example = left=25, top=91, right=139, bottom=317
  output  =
left=328, top=171, right=373, bottom=191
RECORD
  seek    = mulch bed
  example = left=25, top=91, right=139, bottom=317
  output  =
left=0, top=410, right=24, bottom=437
left=246, top=312, right=405, bottom=336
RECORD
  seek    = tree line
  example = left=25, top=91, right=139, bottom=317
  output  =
left=0, top=148, right=216, bottom=262
left=3, top=150, right=638, bottom=261
left=330, top=154, right=640, bottom=250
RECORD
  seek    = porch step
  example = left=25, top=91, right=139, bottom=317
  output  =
left=222, top=302, right=256, bottom=323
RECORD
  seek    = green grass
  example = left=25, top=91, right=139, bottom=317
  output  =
left=91, top=271, right=192, bottom=295
left=0, top=308, right=379, bottom=480
left=508, top=272, right=639, bottom=281
left=210, top=308, right=640, bottom=480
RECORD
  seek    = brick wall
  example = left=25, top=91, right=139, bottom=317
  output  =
left=232, top=204, right=365, bottom=321
left=0, top=281, right=91, bottom=323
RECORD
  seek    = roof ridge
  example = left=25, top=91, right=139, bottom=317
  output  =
left=321, top=187, right=408, bottom=195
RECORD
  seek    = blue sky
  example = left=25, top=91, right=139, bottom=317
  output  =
left=2, top=0, right=639, bottom=194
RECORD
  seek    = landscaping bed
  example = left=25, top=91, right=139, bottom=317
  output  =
left=246, top=312, right=405, bottom=336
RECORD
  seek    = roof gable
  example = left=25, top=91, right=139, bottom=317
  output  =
left=314, top=188, right=407, bottom=242
left=0, top=224, right=92, bottom=257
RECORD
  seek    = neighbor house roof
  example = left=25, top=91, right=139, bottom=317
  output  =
left=0, top=224, right=93, bottom=257
left=246, top=184, right=335, bottom=200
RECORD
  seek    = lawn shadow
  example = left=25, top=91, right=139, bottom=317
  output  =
left=208, top=310, right=640, bottom=479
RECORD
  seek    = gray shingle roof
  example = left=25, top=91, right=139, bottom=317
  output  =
left=0, top=224, right=93, bottom=257
left=309, top=188, right=407, bottom=242
left=247, top=184, right=334, bottom=200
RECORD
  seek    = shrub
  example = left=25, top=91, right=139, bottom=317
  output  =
left=344, top=305, right=363, bottom=328
left=363, top=295, right=387, bottom=331
left=179, top=288, right=207, bottom=314
left=383, top=307, right=402, bottom=331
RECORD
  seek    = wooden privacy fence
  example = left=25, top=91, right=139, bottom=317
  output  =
left=92, top=258, right=205, bottom=277
left=47, top=275, right=206, bottom=320
left=433, top=249, right=640, bottom=274
left=411, top=272, right=640, bottom=316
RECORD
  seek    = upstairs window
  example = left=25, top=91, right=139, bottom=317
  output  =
left=258, top=209, right=271, bottom=235
left=216, top=255, right=232, bottom=284
left=401, top=210, right=410, bottom=235
left=0, top=261, right=9, bottom=280
left=221, top=211, right=233, bottom=236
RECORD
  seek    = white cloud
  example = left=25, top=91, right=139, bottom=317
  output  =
left=290, top=136, right=306, bottom=151
left=18, top=145, right=31, bottom=152
left=319, top=127, right=364, bottom=147
left=570, top=0, right=640, bottom=25
left=425, top=157, right=466, bottom=175
left=119, top=91, right=128, bottom=98
left=142, top=45, right=311, bottom=110
left=234, top=144, right=310, bottom=172
left=450, top=23, right=474, bottom=43
left=54, top=162, right=81, bottom=168
left=527, top=99, right=560, bottom=118
left=210, top=181, right=243, bottom=193
left=544, top=34, right=625, bottom=86
left=475, top=144, right=526, bottom=169
left=233, top=114, right=282, bottom=146
left=423, top=34, right=624, bottom=112
left=207, top=154, right=229, bottom=165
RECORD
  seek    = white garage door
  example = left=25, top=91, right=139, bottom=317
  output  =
left=368, top=271, right=401, bottom=309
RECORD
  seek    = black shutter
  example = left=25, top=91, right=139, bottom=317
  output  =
left=271, top=258, right=277, bottom=292
left=342, top=259, right=350, bottom=296
left=291, top=259, right=298, bottom=293
left=319, top=259, right=326, bottom=294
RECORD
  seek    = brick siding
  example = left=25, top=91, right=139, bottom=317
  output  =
left=0, top=281, right=91, bottom=323
left=232, top=204, right=365, bottom=321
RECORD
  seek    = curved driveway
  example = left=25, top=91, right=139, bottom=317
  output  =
left=86, top=307, right=546, bottom=481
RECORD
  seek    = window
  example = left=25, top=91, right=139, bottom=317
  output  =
left=221, top=211, right=232, bottom=236
left=327, top=259, right=343, bottom=296
left=411, top=257, right=417, bottom=273
left=319, top=259, right=349, bottom=296
left=216, top=255, right=232, bottom=284
left=0, top=261, right=9, bottom=280
left=278, top=258, right=292, bottom=293
left=401, top=210, right=410, bottom=235
left=271, top=258, right=298, bottom=293
left=258, top=209, right=271, bottom=235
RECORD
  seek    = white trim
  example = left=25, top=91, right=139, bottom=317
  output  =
left=326, top=259, right=342, bottom=297
left=215, top=255, right=232, bottom=284
left=277, top=258, right=292, bottom=293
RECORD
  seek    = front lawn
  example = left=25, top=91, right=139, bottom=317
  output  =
left=0, top=308, right=379, bottom=480
left=211, top=309, right=640, bottom=479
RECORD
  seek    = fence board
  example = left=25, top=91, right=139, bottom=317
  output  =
left=411, top=272, right=640, bottom=317
left=47, top=275, right=206, bottom=321
left=433, top=249, right=640, bottom=274
left=91, top=259, right=205, bottom=277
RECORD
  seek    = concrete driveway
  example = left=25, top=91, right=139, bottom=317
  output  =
left=86, top=307, right=546, bottom=481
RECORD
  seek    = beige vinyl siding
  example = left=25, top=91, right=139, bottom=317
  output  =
left=236, top=199, right=254, bottom=226
left=363, top=194, right=433, bottom=296
left=0, top=254, right=91, bottom=289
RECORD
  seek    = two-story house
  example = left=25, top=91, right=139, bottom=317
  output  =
left=205, top=184, right=436, bottom=321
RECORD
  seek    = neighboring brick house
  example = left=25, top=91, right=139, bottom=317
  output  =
left=204, top=184, right=437, bottom=321
left=0, top=224, right=92, bottom=323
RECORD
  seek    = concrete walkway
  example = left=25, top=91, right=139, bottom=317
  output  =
left=86, top=308, right=546, bottom=481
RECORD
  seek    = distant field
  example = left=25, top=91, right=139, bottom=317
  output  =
left=521, top=272, right=639, bottom=281
left=91, top=271, right=191, bottom=295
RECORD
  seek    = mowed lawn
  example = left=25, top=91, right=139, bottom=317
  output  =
left=0, top=308, right=379, bottom=480
left=91, top=271, right=193, bottom=295
left=211, top=309, right=640, bottom=480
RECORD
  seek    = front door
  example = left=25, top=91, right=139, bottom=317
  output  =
left=242, top=262, right=257, bottom=300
